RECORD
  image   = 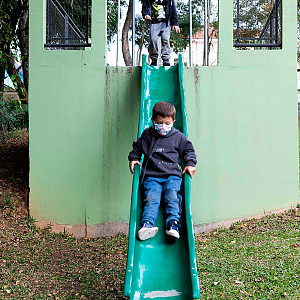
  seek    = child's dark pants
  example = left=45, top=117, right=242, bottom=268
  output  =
left=141, top=175, right=182, bottom=226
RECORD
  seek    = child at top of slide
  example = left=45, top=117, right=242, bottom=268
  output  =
left=142, top=0, right=181, bottom=66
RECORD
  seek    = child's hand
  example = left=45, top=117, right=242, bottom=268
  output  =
left=182, top=166, right=196, bottom=178
left=172, top=26, right=180, bottom=33
left=129, top=161, right=142, bottom=174
left=144, top=15, right=151, bottom=20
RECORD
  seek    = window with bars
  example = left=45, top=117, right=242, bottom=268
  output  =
left=233, top=0, right=281, bottom=49
left=45, top=0, right=91, bottom=49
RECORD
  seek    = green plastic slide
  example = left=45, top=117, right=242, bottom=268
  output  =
left=124, top=54, right=200, bottom=300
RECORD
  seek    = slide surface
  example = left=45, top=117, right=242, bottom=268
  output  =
left=124, top=54, right=200, bottom=300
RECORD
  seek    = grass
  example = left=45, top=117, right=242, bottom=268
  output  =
left=0, top=208, right=299, bottom=299
left=0, top=192, right=15, bottom=210
left=0, top=130, right=299, bottom=299
left=196, top=210, right=300, bottom=299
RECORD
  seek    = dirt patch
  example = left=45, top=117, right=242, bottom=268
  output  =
left=0, top=131, right=29, bottom=215
left=0, top=130, right=128, bottom=299
left=0, top=211, right=128, bottom=299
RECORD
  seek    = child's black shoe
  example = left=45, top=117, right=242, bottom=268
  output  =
left=150, top=60, right=157, bottom=66
left=138, top=221, right=158, bottom=240
left=166, top=220, right=180, bottom=238
left=163, top=60, right=170, bottom=66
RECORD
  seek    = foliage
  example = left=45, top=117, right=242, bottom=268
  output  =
left=107, top=0, right=127, bottom=45
left=0, top=0, right=29, bottom=97
left=0, top=95, right=28, bottom=139
left=0, top=192, right=15, bottom=210
left=0, top=96, right=17, bottom=137
left=0, top=1, right=19, bottom=76
left=53, top=0, right=92, bottom=37
left=233, top=0, right=279, bottom=40
left=9, top=100, right=28, bottom=129
left=170, top=0, right=203, bottom=53
left=0, top=1, right=16, bottom=50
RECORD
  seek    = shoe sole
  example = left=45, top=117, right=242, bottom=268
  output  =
left=138, top=227, right=158, bottom=241
left=166, top=229, right=180, bottom=239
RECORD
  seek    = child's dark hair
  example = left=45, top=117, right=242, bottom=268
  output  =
left=152, top=101, right=176, bottom=120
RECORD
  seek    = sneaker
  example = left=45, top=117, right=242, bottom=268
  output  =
left=138, top=222, right=158, bottom=241
left=163, top=60, right=170, bottom=66
left=150, top=60, right=157, bottom=66
left=166, top=220, right=180, bottom=238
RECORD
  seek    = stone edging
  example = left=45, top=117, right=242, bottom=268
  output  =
left=35, top=203, right=299, bottom=238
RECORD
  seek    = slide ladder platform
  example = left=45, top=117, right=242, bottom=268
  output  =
left=124, top=54, right=200, bottom=300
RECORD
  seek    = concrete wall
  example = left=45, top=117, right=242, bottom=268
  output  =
left=29, top=0, right=299, bottom=236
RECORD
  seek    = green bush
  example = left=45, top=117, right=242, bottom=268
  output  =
left=8, top=99, right=28, bottom=129
left=0, top=94, right=28, bottom=138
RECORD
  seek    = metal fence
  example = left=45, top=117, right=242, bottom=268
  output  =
left=234, top=0, right=281, bottom=48
left=45, top=0, right=91, bottom=49
left=114, top=0, right=211, bottom=66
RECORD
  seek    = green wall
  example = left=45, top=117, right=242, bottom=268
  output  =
left=29, top=0, right=299, bottom=228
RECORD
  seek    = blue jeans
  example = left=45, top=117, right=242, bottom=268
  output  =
left=141, top=176, right=182, bottom=227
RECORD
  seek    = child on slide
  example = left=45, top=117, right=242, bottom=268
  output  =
left=128, top=102, right=197, bottom=240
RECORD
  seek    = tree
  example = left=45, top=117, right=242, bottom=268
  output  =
left=0, top=0, right=29, bottom=100
left=170, top=0, right=204, bottom=53
left=122, top=0, right=133, bottom=65
left=233, top=0, right=278, bottom=40
left=107, top=0, right=127, bottom=46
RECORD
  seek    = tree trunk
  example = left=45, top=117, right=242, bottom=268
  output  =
left=17, top=4, right=29, bottom=92
left=122, top=0, right=133, bottom=66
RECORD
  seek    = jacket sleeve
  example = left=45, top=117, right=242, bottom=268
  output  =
left=128, top=131, right=147, bottom=162
left=178, top=135, right=197, bottom=167
left=170, top=0, right=179, bottom=26
left=142, top=0, right=151, bottom=18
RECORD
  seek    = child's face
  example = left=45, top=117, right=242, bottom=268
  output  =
left=152, top=115, right=175, bottom=136
left=152, top=115, right=174, bottom=126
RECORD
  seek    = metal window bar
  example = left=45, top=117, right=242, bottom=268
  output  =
left=116, top=0, right=121, bottom=66
left=259, top=0, right=281, bottom=42
left=234, top=0, right=281, bottom=48
left=189, top=0, right=209, bottom=66
left=45, top=0, right=91, bottom=48
left=132, top=0, right=136, bottom=66
left=203, top=0, right=209, bottom=66
left=189, top=0, right=192, bottom=66
left=236, top=0, right=240, bottom=43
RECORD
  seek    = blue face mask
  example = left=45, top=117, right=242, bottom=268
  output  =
left=154, top=123, right=172, bottom=136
